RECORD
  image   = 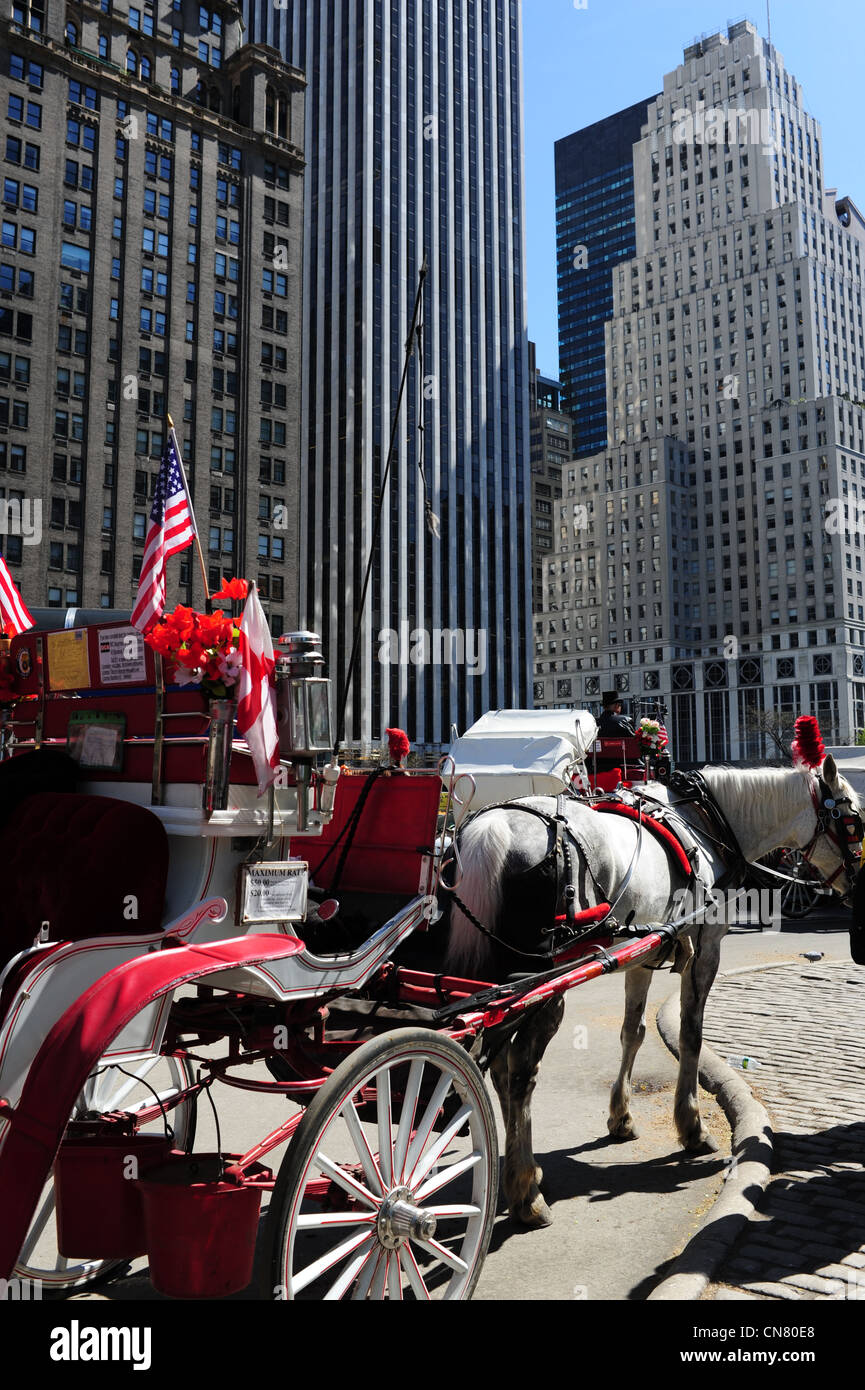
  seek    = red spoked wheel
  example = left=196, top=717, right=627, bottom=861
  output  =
left=268, top=1028, right=497, bottom=1301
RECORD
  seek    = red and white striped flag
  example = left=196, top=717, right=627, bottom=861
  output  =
left=236, top=584, right=280, bottom=795
left=0, top=554, right=34, bottom=636
left=131, top=428, right=196, bottom=634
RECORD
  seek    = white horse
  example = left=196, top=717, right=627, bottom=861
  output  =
left=445, top=757, right=862, bottom=1227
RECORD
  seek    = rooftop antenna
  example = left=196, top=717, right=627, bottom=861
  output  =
left=766, top=0, right=772, bottom=46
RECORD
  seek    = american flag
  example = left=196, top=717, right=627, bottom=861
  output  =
left=131, top=428, right=196, bottom=634
left=0, top=553, right=34, bottom=636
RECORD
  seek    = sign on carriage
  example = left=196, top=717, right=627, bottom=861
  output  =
left=97, top=626, right=148, bottom=685
left=67, top=712, right=127, bottom=772
left=239, top=861, right=308, bottom=924
left=46, top=629, right=91, bottom=691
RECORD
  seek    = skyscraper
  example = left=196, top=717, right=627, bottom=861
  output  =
left=536, top=21, right=865, bottom=758
left=528, top=341, right=573, bottom=614
left=0, top=0, right=305, bottom=631
left=243, top=0, right=532, bottom=748
left=555, top=98, right=655, bottom=459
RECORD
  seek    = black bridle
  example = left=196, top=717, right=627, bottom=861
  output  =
left=662, top=768, right=864, bottom=906
left=799, top=775, right=865, bottom=903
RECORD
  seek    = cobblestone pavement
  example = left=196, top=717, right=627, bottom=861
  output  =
left=702, top=959, right=865, bottom=1301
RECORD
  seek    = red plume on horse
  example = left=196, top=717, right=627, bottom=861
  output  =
left=791, top=715, right=826, bottom=770
left=385, top=727, right=410, bottom=769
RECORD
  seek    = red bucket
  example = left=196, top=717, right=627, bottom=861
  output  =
left=55, top=1133, right=175, bottom=1259
left=136, top=1154, right=272, bottom=1299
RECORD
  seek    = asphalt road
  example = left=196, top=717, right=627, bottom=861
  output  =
left=473, top=904, right=854, bottom=1301
left=78, top=905, right=854, bottom=1304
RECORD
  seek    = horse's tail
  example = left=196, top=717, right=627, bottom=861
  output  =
left=445, top=808, right=511, bottom=977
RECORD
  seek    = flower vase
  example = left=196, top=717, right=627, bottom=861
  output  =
left=204, top=697, right=235, bottom=816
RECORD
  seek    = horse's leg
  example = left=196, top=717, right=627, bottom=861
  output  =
left=607, top=965, right=654, bottom=1141
left=489, top=1046, right=511, bottom=1136
left=674, top=928, right=723, bottom=1152
left=490, top=1042, right=545, bottom=1189
left=500, top=997, right=565, bottom=1228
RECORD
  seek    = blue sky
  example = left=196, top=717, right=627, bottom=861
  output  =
left=522, top=0, right=865, bottom=377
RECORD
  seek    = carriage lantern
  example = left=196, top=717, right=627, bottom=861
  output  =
left=274, top=631, right=333, bottom=831
left=274, top=631, right=332, bottom=758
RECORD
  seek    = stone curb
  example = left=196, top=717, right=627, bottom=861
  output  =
left=647, top=970, right=775, bottom=1301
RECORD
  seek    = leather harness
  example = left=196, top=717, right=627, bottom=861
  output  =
left=446, top=768, right=864, bottom=966
left=448, top=790, right=699, bottom=966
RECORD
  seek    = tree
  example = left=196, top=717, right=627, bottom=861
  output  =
left=742, top=707, right=798, bottom=759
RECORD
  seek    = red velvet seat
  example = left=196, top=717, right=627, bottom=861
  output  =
left=0, top=793, right=169, bottom=971
left=597, top=736, right=644, bottom=762
left=291, top=772, right=441, bottom=895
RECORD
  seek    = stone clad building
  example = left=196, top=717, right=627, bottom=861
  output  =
left=0, top=0, right=304, bottom=633
left=536, top=21, right=865, bottom=757
left=528, top=340, right=573, bottom=616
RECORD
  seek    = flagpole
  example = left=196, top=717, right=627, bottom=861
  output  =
left=167, top=412, right=211, bottom=610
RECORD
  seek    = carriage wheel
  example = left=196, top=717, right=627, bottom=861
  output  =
left=771, top=848, right=824, bottom=919
left=13, top=1051, right=195, bottom=1294
left=268, top=1028, right=498, bottom=1301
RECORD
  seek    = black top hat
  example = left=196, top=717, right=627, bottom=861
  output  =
left=602, top=690, right=621, bottom=705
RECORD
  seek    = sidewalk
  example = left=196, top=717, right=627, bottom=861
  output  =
left=699, top=959, right=865, bottom=1301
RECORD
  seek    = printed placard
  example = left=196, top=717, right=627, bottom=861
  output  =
left=98, top=626, right=147, bottom=685
left=47, top=629, right=91, bottom=691
left=239, top=861, right=308, bottom=925
left=66, top=711, right=126, bottom=772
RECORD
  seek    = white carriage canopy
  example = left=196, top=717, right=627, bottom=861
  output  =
left=445, top=709, right=598, bottom=810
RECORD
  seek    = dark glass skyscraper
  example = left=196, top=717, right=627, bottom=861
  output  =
left=555, top=99, right=656, bottom=458
left=243, top=0, right=532, bottom=747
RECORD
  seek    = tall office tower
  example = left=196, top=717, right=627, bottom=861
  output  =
left=528, top=340, right=573, bottom=614
left=555, top=98, right=655, bottom=459
left=536, top=20, right=865, bottom=758
left=0, top=0, right=304, bottom=633
left=242, top=0, right=532, bottom=748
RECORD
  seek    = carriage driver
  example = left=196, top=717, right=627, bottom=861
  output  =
left=597, top=690, right=636, bottom=739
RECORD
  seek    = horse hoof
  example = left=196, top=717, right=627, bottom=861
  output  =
left=534, top=1165, right=543, bottom=1185
left=683, top=1132, right=719, bottom=1155
left=607, top=1117, right=639, bottom=1142
left=512, top=1195, right=553, bottom=1229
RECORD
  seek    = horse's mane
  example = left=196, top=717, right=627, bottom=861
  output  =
left=699, top=763, right=815, bottom=822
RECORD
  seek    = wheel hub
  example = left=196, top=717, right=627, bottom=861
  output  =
left=376, top=1186, right=437, bottom=1250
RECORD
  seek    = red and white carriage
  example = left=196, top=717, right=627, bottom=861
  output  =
left=0, top=617, right=697, bottom=1300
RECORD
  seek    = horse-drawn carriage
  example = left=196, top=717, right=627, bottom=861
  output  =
left=0, top=615, right=862, bottom=1298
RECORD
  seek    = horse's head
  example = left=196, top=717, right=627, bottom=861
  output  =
left=795, top=755, right=864, bottom=904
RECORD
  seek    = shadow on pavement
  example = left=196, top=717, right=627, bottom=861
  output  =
left=487, top=1141, right=728, bottom=1256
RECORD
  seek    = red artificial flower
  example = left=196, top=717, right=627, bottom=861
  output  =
left=196, top=611, right=230, bottom=648
left=211, top=576, right=249, bottom=603
left=144, top=624, right=174, bottom=657
left=143, top=599, right=242, bottom=695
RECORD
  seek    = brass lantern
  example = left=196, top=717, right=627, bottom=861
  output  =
left=275, top=632, right=333, bottom=830
left=274, top=631, right=333, bottom=759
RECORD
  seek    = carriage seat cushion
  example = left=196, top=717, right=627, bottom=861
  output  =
left=0, top=748, right=79, bottom=826
left=0, top=792, right=169, bottom=967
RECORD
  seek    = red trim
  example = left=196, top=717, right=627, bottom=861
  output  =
left=593, top=801, right=693, bottom=878
left=460, top=929, right=676, bottom=1031
left=552, top=902, right=612, bottom=925
left=0, top=933, right=304, bottom=1280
